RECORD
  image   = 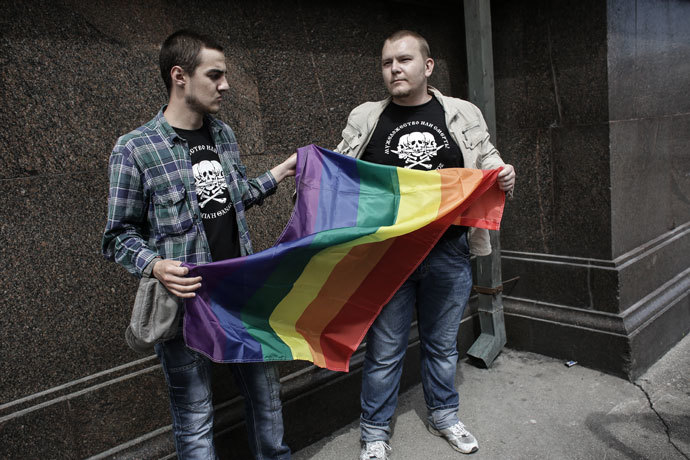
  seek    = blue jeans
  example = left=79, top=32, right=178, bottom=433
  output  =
left=360, top=231, right=473, bottom=442
left=156, top=333, right=290, bottom=459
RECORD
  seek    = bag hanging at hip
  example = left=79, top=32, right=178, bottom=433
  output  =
left=125, top=259, right=182, bottom=353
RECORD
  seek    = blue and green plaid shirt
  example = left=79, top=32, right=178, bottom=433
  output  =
left=102, top=107, right=277, bottom=277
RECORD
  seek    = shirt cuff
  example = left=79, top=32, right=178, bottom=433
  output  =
left=258, top=170, right=279, bottom=194
left=135, top=248, right=161, bottom=277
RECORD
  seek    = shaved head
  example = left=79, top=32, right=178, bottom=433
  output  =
left=384, top=30, right=431, bottom=59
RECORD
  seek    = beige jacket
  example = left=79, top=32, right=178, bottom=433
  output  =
left=334, top=87, right=505, bottom=256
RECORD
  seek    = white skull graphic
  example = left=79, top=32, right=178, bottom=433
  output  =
left=423, top=132, right=435, bottom=149
left=193, top=160, right=228, bottom=207
left=211, top=160, right=224, bottom=180
left=394, top=134, right=411, bottom=159
left=391, top=129, right=440, bottom=169
left=193, top=160, right=213, bottom=186
left=408, top=132, right=426, bottom=155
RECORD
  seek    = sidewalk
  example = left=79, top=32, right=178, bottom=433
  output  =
left=293, top=334, right=689, bottom=460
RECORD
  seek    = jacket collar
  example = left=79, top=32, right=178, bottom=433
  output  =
left=378, top=85, right=446, bottom=109
left=371, top=86, right=453, bottom=124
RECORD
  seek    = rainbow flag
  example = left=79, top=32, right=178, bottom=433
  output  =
left=183, top=144, right=505, bottom=371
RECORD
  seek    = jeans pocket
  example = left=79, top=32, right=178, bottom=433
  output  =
left=159, top=340, right=213, bottom=425
left=443, top=233, right=470, bottom=259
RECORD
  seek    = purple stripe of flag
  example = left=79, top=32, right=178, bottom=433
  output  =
left=277, top=145, right=324, bottom=242
left=314, top=146, right=360, bottom=233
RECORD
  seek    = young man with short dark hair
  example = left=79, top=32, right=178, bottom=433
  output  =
left=103, top=30, right=294, bottom=459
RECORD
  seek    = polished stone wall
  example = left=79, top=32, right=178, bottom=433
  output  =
left=493, top=0, right=690, bottom=379
left=608, top=0, right=690, bottom=256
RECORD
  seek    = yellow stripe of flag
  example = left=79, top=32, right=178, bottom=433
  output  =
left=268, top=169, right=444, bottom=360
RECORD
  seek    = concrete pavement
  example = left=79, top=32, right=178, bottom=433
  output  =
left=293, top=334, right=689, bottom=460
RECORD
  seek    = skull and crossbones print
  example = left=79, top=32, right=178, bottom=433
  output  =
left=192, top=160, right=228, bottom=208
left=391, top=131, right=443, bottom=169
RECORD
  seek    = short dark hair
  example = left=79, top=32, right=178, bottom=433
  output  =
left=384, top=30, right=431, bottom=59
left=159, top=30, right=223, bottom=94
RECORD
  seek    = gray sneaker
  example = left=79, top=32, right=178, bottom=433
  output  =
left=359, top=440, right=391, bottom=459
left=427, top=421, right=479, bottom=454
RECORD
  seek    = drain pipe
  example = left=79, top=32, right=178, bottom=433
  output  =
left=464, top=0, right=506, bottom=367
left=468, top=231, right=507, bottom=367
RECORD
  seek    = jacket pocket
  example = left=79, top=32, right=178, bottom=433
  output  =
left=151, top=184, right=193, bottom=237
left=341, top=123, right=363, bottom=152
left=461, top=120, right=488, bottom=151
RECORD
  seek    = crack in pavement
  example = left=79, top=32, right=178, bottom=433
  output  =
left=634, top=380, right=689, bottom=459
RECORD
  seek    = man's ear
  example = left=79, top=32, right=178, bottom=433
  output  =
left=171, top=65, right=186, bottom=90
left=424, top=57, right=435, bottom=78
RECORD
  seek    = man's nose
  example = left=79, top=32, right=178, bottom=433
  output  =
left=391, top=60, right=401, bottom=73
left=218, top=76, right=230, bottom=91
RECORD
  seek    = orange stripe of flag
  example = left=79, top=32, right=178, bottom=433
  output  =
left=295, top=239, right=395, bottom=368
left=452, top=169, right=505, bottom=229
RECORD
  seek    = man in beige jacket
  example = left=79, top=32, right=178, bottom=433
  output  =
left=335, top=30, right=515, bottom=460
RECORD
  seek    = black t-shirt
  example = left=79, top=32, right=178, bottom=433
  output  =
left=362, top=96, right=467, bottom=238
left=174, top=121, right=241, bottom=261
left=361, top=96, right=464, bottom=170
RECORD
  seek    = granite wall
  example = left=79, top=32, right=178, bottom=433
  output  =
left=493, top=0, right=690, bottom=379
left=0, top=1, right=470, bottom=458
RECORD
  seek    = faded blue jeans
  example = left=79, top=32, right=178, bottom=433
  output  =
left=360, top=230, right=473, bottom=442
left=155, top=332, right=290, bottom=459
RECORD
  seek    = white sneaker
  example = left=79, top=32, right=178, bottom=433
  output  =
left=428, top=421, right=479, bottom=454
left=359, top=440, right=391, bottom=459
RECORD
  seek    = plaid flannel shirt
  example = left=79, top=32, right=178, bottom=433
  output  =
left=102, top=107, right=277, bottom=277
